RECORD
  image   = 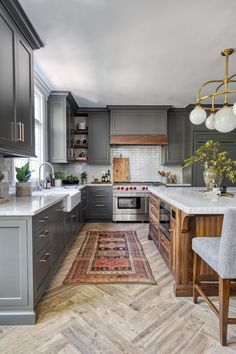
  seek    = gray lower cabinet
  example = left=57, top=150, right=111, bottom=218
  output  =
left=162, top=108, right=186, bottom=165
left=0, top=0, right=43, bottom=157
left=109, top=106, right=170, bottom=135
left=86, top=186, right=112, bottom=220
left=0, top=199, right=83, bottom=325
left=65, top=203, right=82, bottom=246
left=88, top=110, right=110, bottom=164
left=81, top=187, right=87, bottom=223
left=48, top=91, right=78, bottom=163
left=0, top=219, right=30, bottom=309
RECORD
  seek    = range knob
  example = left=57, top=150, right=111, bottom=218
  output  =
left=142, top=187, right=145, bottom=190
left=133, top=187, right=137, bottom=190
left=130, top=187, right=133, bottom=190
left=121, top=187, right=124, bottom=190
left=117, top=187, right=120, bottom=190
left=125, top=187, right=129, bottom=191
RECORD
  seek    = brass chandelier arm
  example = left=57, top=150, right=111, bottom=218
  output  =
left=198, top=89, right=236, bottom=111
left=196, top=80, right=223, bottom=104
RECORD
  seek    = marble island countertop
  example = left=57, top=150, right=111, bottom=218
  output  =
left=149, top=186, right=236, bottom=214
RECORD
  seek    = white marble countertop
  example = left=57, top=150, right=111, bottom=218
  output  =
left=0, top=193, right=67, bottom=216
left=0, top=183, right=113, bottom=216
left=149, top=186, right=236, bottom=214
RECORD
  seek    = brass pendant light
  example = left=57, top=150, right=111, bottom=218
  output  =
left=190, top=48, right=236, bottom=132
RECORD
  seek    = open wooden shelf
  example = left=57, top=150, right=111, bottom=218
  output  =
left=73, top=129, right=88, bottom=135
left=73, top=145, right=88, bottom=149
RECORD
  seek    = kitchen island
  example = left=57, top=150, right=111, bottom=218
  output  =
left=0, top=190, right=83, bottom=325
left=148, top=186, right=236, bottom=297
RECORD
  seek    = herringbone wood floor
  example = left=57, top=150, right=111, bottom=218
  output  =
left=1, top=223, right=236, bottom=354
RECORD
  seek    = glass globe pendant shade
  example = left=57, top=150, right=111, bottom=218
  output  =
left=189, top=106, right=207, bottom=125
left=233, top=102, right=236, bottom=116
left=214, top=106, right=236, bottom=133
left=205, top=113, right=215, bottom=130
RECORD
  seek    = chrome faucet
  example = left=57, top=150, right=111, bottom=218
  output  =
left=38, top=162, right=55, bottom=190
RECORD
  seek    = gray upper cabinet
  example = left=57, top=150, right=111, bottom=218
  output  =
left=0, top=0, right=43, bottom=157
left=109, top=106, right=170, bottom=135
left=48, top=91, right=78, bottom=163
left=163, top=108, right=186, bottom=165
left=88, top=110, right=110, bottom=164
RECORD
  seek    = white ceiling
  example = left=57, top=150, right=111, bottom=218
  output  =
left=20, top=0, right=236, bottom=107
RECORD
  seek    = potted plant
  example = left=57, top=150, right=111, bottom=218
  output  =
left=0, top=171, right=9, bottom=197
left=184, top=140, right=236, bottom=189
left=54, top=171, right=65, bottom=187
left=15, top=162, right=33, bottom=197
left=81, top=171, right=88, bottom=184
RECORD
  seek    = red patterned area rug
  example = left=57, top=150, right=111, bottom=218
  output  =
left=64, top=230, right=156, bottom=285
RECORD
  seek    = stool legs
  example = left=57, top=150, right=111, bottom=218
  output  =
left=193, top=252, right=201, bottom=304
left=219, top=278, right=230, bottom=346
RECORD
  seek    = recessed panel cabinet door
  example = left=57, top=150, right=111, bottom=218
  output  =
left=16, top=34, right=35, bottom=155
left=0, top=220, right=29, bottom=306
left=88, top=111, right=110, bottom=164
left=0, top=12, right=15, bottom=145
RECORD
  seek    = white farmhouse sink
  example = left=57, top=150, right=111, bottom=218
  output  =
left=33, top=187, right=81, bottom=212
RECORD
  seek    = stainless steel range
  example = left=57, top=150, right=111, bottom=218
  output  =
left=113, top=182, right=163, bottom=222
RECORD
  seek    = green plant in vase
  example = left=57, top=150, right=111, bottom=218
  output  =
left=183, top=140, right=236, bottom=189
left=54, top=171, right=65, bottom=187
left=15, top=162, right=33, bottom=197
left=81, top=171, right=87, bottom=184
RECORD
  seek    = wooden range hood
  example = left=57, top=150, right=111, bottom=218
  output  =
left=110, top=134, right=168, bottom=145
left=108, top=105, right=170, bottom=146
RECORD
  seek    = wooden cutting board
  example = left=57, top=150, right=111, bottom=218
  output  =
left=113, top=154, right=129, bottom=182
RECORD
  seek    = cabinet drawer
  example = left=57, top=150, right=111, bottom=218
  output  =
left=34, top=227, right=52, bottom=255
left=33, top=208, right=53, bottom=234
left=54, top=201, right=64, bottom=219
left=149, top=205, right=159, bottom=223
left=87, top=186, right=112, bottom=197
left=87, top=200, right=112, bottom=219
left=150, top=193, right=160, bottom=210
left=160, top=232, right=170, bottom=267
left=35, top=244, right=51, bottom=297
left=149, top=222, right=160, bottom=249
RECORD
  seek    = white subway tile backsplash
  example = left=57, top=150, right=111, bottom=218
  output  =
left=60, top=146, right=183, bottom=183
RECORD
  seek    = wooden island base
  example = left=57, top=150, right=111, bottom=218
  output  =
left=149, top=192, right=228, bottom=297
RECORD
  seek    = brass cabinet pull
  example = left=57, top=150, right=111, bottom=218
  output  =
left=39, top=252, right=50, bottom=263
left=95, top=194, right=106, bottom=197
left=95, top=204, right=105, bottom=207
left=21, top=123, right=25, bottom=142
left=71, top=214, right=76, bottom=219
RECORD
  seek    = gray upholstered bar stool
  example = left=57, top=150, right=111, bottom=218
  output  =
left=192, top=209, right=236, bottom=346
